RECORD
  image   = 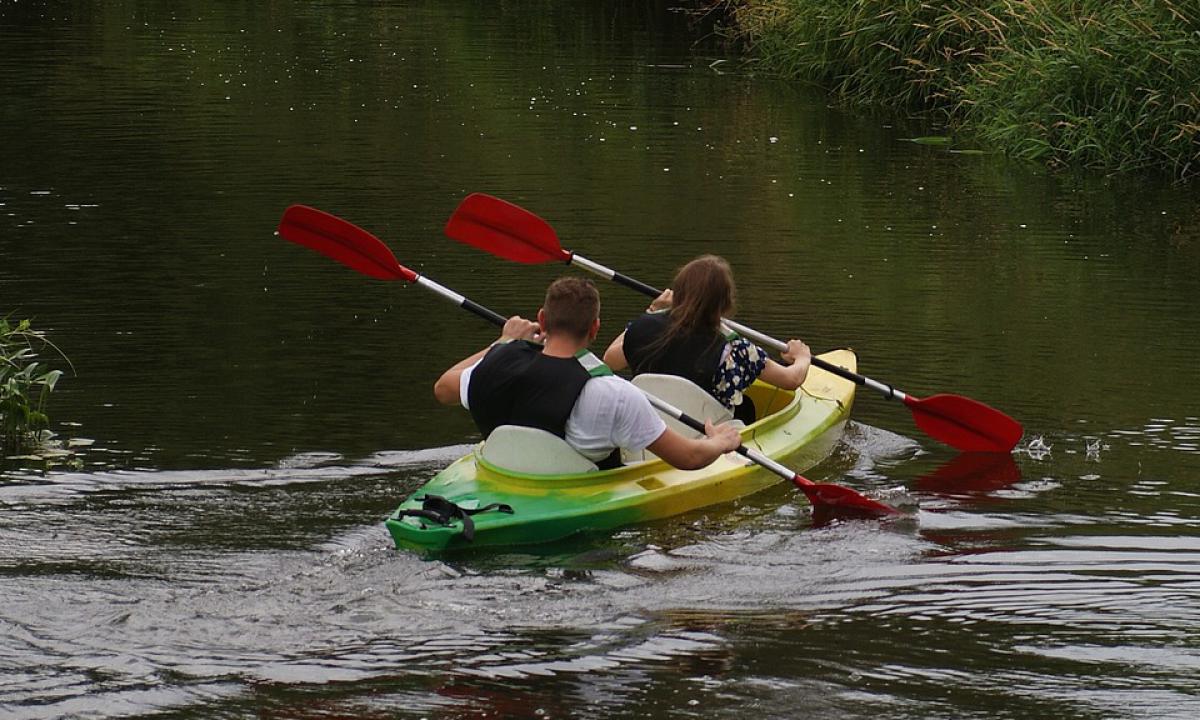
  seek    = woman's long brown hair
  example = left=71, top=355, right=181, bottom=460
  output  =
left=645, top=254, right=736, bottom=356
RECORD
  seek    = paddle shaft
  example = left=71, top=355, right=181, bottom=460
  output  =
left=414, top=275, right=508, bottom=327
left=568, top=254, right=908, bottom=402
left=639, top=393, right=810, bottom=486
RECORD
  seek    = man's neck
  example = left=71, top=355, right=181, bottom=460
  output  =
left=541, top=334, right=588, bottom=359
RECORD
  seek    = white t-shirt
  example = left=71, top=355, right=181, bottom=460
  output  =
left=459, top=363, right=666, bottom=461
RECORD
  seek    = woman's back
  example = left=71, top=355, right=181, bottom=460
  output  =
left=621, top=311, right=725, bottom=390
left=620, top=310, right=765, bottom=424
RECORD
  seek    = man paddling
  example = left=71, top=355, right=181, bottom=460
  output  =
left=434, top=276, right=741, bottom=470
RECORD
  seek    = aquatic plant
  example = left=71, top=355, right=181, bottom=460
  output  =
left=963, top=0, right=1200, bottom=177
left=1, top=317, right=66, bottom=454
left=720, top=0, right=1200, bottom=178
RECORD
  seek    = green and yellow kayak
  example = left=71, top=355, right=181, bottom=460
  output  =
left=385, top=349, right=857, bottom=552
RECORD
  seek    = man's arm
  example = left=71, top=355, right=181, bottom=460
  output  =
left=601, top=375, right=741, bottom=471
left=645, top=420, right=741, bottom=471
left=433, top=347, right=490, bottom=405
left=432, top=316, right=540, bottom=405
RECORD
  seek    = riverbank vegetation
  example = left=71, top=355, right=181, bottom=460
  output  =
left=716, top=0, right=1200, bottom=179
left=1, top=317, right=66, bottom=454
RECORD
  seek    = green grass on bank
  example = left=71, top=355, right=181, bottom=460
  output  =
left=723, top=0, right=1200, bottom=178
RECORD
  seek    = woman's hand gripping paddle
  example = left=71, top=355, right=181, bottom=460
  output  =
left=278, top=204, right=899, bottom=520
left=444, top=193, right=1023, bottom=454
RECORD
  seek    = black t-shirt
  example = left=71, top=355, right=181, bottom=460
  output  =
left=622, top=312, right=757, bottom=425
left=622, top=312, right=725, bottom=395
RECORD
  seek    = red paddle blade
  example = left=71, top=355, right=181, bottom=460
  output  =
left=278, top=205, right=415, bottom=282
left=444, top=193, right=570, bottom=264
left=905, top=393, right=1023, bottom=453
left=792, top=476, right=899, bottom=517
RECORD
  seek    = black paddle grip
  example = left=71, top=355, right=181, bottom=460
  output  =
left=811, top=355, right=867, bottom=386
left=612, top=272, right=661, bottom=299
left=462, top=299, right=507, bottom=328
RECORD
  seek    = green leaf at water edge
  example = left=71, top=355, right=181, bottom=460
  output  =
left=39, top=369, right=62, bottom=392
left=907, top=136, right=954, bottom=145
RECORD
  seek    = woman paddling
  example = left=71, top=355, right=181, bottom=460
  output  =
left=602, top=255, right=812, bottom=424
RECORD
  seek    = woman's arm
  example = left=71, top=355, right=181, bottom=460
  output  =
left=756, top=339, right=812, bottom=390
left=604, top=289, right=672, bottom=371
left=602, top=331, right=629, bottom=370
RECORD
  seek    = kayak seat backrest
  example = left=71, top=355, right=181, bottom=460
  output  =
left=479, top=425, right=599, bottom=475
left=622, top=374, right=739, bottom=464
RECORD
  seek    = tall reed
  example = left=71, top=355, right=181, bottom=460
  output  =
left=726, top=0, right=1200, bottom=178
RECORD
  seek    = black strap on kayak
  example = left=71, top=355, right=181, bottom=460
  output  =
left=392, top=494, right=514, bottom=542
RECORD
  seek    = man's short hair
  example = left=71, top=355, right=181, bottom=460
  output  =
left=542, top=276, right=599, bottom=340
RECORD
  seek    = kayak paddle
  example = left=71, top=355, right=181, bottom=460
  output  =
left=278, top=204, right=899, bottom=519
left=444, top=193, right=1024, bottom=454
left=278, top=204, right=506, bottom=326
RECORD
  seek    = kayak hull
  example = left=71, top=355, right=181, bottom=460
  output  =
left=386, top=349, right=857, bottom=552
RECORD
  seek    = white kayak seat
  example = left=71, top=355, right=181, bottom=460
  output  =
left=478, top=425, right=599, bottom=474
left=621, top=374, right=741, bottom=464
left=632, top=374, right=734, bottom=436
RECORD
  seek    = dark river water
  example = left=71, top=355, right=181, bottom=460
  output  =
left=3, top=2, right=1200, bottom=718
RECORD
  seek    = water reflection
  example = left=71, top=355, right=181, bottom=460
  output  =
left=915, top=452, right=1022, bottom=495
left=1115, top=417, right=1200, bottom=455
